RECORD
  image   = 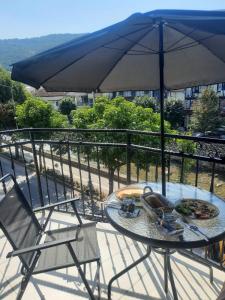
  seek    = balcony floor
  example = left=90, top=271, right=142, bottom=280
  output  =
left=0, top=211, right=225, bottom=300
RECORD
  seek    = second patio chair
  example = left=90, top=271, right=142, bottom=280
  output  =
left=0, top=173, right=101, bottom=300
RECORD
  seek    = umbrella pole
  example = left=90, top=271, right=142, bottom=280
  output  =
left=159, top=20, right=166, bottom=196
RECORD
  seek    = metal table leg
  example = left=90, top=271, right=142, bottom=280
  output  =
left=107, top=245, right=151, bottom=300
left=153, top=248, right=178, bottom=300
left=166, top=250, right=179, bottom=300
left=164, top=252, right=168, bottom=293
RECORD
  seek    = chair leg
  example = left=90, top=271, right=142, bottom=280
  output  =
left=77, top=264, right=96, bottom=300
left=67, top=242, right=97, bottom=300
left=83, top=263, right=86, bottom=276
left=16, top=273, right=32, bottom=300
left=17, top=252, right=41, bottom=300
left=96, top=260, right=101, bottom=300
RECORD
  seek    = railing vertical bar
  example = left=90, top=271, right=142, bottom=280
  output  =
left=0, top=158, right=7, bottom=194
left=126, top=132, right=131, bottom=184
left=20, top=145, right=33, bottom=206
left=167, top=155, right=171, bottom=182
left=117, top=167, right=120, bottom=189
left=180, top=156, right=185, bottom=183
left=41, top=143, right=51, bottom=204
left=210, top=161, right=216, bottom=193
left=96, top=146, right=102, bottom=200
left=145, top=152, right=149, bottom=182
left=67, top=141, right=75, bottom=198
left=87, top=150, right=94, bottom=218
left=59, top=143, right=67, bottom=201
left=50, top=144, right=59, bottom=203
left=9, top=146, right=16, bottom=178
left=77, top=145, right=85, bottom=216
left=155, top=158, right=159, bottom=182
left=136, top=160, right=140, bottom=183
left=0, top=158, right=4, bottom=177
left=195, top=159, right=199, bottom=187
left=30, top=131, right=44, bottom=206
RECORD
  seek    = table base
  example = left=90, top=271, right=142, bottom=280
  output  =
left=108, top=247, right=190, bottom=300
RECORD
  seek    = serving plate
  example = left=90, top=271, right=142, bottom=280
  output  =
left=175, top=198, right=219, bottom=219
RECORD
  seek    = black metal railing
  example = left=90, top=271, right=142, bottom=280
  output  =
left=1, top=128, right=225, bottom=269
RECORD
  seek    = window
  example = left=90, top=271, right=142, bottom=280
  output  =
left=217, top=83, right=225, bottom=92
left=146, top=91, right=153, bottom=97
left=123, top=91, right=132, bottom=97
left=135, top=91, right=145, bottom=97
left=185, top=88, right=192, bottom=98
left=152, top=90, right=160, bottom=98
left=192, top=86, right=199, bottom=94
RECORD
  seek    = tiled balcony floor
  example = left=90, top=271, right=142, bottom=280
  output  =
left=0, top=211, right=225, bottom=300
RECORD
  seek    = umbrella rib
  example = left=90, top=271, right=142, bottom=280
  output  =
left=96, top=26, right=157, bottom=91
left=166, top=32, right=216, bottom=53
left=102, top=45, right=155, bottom=55
left=39, top=24, right=152, bottom=87
left=115, top=30, right=158, bottom=53
left=165, top=35, right=216, bottom=53
left=166, top=27, right=197, bottom=51
left=165, top=24, right=225, bottom=65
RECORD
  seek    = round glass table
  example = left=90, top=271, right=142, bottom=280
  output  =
left=105, top=182, right=225, bottom=300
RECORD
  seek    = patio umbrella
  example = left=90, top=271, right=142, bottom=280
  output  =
left=11, top=9, right=225, bottom=195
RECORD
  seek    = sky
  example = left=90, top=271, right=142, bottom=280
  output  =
left=1, top=0, right=225, bottom=39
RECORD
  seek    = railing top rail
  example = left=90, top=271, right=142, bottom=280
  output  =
left=0, top=128, right=225, bottom=144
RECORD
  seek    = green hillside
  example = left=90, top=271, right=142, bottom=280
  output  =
left=0, top=33, right=84, bottom=70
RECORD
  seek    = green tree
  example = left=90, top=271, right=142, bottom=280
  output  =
left=16, top=96, right=67, bottom=128
left=59, top=97, right=76, bottom=123
left=191, top=89, right=223, bottom=133
left=164, top=99, right=185, bottom=129
left=0, top=102, right=16, bottom=129
left=0, top=67, right=27, bottom=104
left=72, top=96, right=171, bottom=193
left=134, top=95, right=158, bottom=111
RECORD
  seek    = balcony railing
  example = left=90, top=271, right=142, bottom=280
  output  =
left=1, top=128, right=225, bottom=270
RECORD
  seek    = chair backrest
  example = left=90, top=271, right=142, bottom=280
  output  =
left=0, top=175, right=42, bottom=267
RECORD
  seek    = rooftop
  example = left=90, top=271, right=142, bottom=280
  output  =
left=1, top=210, right=225, bottom=300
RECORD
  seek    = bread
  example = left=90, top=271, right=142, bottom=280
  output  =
left=144, top=192, right=169, bottom=208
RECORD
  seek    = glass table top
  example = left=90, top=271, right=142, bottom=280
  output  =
left=105, top=182, right=225, bottom=249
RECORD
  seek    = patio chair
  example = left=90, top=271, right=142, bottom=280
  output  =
left=0, top=173, right=101, bottom=300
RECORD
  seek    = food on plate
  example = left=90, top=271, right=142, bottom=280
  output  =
left=175, top=199, right=218, bottom=219
left=116, top=187, right=142, bottom=203
left=144, top=193, right=169, bottom=208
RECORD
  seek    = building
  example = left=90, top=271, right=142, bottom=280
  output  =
left=26, top=87, right=95, bottom=109
left=25, top=83, right=225, bottom=129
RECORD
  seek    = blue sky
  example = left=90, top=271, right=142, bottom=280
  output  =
left=1, top=0, right=225, bottom=39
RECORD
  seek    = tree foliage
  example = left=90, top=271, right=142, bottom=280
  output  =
left=59, top=97, right=76, bottom=124
left=0, top=102, right=16, bottom=129
left=59, top=97, right=76, bottom=115
left=16, top=96, right=67, bottom=128
left=134, top=95, right=158, bottom=111
left=72, top=96, right=171, bottom=193
left=164, top=98, right=185, bottom=129
left=191, top=89, right=223, bottom=133
left=0, top=67, right=27, bottom=104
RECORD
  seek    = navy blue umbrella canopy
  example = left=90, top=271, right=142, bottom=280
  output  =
left=11, top=9, right=225, bottom=195
left=12, top=9, right=225, bottom=92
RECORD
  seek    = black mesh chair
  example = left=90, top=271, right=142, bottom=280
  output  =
left=0, top=174, right=101, bottom=300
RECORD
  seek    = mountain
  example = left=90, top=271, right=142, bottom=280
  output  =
left=0, top=33, right=85, bottom=70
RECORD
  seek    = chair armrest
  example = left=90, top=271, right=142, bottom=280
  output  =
left=7, top=233, right=83, bottom=258
left=33, top=197, right=80, bottom=212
